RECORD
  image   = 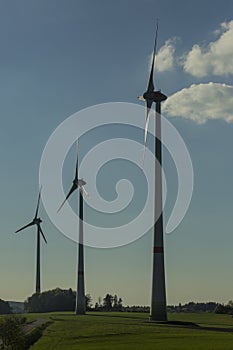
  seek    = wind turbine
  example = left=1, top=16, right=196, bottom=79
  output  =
left=15, top=187, right=47, bottom=294
left=58, top=140, right=88, bottom=315
left=139, top=21, right=167, bottom=321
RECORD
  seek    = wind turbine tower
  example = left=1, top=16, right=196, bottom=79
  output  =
left=76, top=189, right=85, bottom=314
left=150, top=90, right=167, bottom=322
left=58, top=140, right=88, bottom=315
left=139, top=22, right=167, bottom=321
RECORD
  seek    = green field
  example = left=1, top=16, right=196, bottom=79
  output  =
left=23, top=312, right=233, bottom=349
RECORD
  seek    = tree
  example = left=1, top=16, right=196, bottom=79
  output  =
left=85, top=294, right=92, bottom=310
left=117, top=297, right=123, bottom=311
left=103, top=294, right=113, bottom=311
left=0, top=316, right=25, bottom=349
left=113, top=295, right=118, bottom=310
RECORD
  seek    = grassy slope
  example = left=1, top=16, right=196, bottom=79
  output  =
left=27, top=312, right=233, bottom=350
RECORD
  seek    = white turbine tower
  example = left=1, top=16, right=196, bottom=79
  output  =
left=58, top=140, right=88, bottom=315
left=139, top=21, right=167, bottom=321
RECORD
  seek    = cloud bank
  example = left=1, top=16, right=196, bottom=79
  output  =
left=163, top=82, right=233, bottom=124
left=183, top=20, right=233, bottom=77
left=152, top=20, right=233, bottom=77
left=148, top=21, right=233, bottom=123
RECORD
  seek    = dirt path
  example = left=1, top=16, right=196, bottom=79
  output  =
left=23, top=318, right=47, bottom=333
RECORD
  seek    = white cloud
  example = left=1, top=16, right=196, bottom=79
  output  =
left=148, top=38, right=176, bottom=73
left=156, top=39, right=176, bottom=72
left=183, top=20, right=233, bottom=77
left=163, top=83, right=233, bottom=124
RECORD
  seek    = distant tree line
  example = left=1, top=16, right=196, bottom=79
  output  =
left=123, top=305, right=150, bottom=313
left=167, top=301, right=233, bottom=314
left=168, top=302, right=218, bottom=313
left=7, top=289, right=233, bottom=316
left=0, top=299, right=11, bottom=315
left=24, top=289, right=125, bottom=313
left=94, top=294, right=123, bottom=311
left=24, top=288, right=92, bottom=313
left=214, top=301, right=233, bottom=315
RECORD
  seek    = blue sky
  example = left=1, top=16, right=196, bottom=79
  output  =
left=0, top=0, right=233, bottom=306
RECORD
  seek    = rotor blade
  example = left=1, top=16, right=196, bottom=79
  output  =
left=147, top=20, right=159, bottom=92
left=15, top=221, right=35, bottom=233
left=34, top=186, right=42, bottom=219
left=75, top=139, right=79, bottom=181
left=80, top=186, right=89, bottom=198
left=144, top=100, right=153, bottom=148
left=38, top=225, right=47, bottom=244
left=142, top=99, right=153, bottom=166
left=57, top=183, right=77, bottom=212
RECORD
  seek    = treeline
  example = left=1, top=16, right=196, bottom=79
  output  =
left=168, top=301, right=233, bottom=315
left=5, top=290, right=233, bottom=315
left=94, top=296, right=150, bottom=312
left=94, top=294, right=123, bottom=311
left=24, top=289, right=125, bottom=313
left=0, top=299, right=11, bottom=314
left=123, top=306, right=150, bottom=313
left=214, top=301, right=233, bottom=315
left=24, top=288, right=92, bottom=313
left=168, top=302, right=218, bottom=313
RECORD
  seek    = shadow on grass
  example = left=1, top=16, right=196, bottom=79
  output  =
left=86, top=312, right=147, bottom=321
left=48, top=312, right=233, bottom=334
left=156, top=320, right=233, bottom=333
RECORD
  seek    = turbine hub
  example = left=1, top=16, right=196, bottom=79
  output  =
left=73, top=180, right=79, bottom=187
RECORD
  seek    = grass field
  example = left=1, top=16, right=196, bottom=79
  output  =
left=23, top=312, right=233, bottom=350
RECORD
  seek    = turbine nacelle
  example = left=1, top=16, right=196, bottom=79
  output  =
left=143, top=90, right=167, bottom=103
left=33, top=217, right=42, bottom=225
left=73, top=178, right=87, bottom=187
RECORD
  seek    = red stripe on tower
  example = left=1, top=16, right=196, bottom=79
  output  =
left=154, top=247, right=164, bottom=254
